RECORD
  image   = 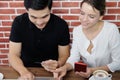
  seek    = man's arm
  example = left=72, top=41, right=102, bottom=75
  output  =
left=58, top=45, right=70, bottom=67
left=41, top=45, right=70, bottom=71
left=8, top=41, right=33, bottom=78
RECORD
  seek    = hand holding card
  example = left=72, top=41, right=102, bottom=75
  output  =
left=74, top=62, right=87, bottom=72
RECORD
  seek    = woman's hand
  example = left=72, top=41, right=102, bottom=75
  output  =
left=52, top=65, right=67, bottom=80
left=41, top=59, right=58, bottom=71
left=75, top=67, right=92, bottom=78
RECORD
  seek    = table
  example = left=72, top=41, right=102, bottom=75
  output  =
left=0, top=66, right=120, bottom=80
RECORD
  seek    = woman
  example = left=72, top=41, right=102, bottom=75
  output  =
left=52, top=0, right=120, bottom=79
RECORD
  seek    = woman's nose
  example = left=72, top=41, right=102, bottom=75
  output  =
left=83, top=16, right=88, bottom=21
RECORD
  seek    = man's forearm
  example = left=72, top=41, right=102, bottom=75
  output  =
left=8, top=55, right=29, bottom=75
left=58, top=54, right=69, bottom=67
left=58, top=45, right=70, bottom=67
left=58, top=50, right=70, bottom=67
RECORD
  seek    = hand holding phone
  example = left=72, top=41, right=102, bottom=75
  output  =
left=74, top=62, right=87, bottom=72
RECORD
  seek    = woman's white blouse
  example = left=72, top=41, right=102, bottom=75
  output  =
left=67, top=21, right=120, bottom=72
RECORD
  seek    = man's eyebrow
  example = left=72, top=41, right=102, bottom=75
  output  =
left=30, top=13, right=50, bottom=19
left=30, top=15, right=37, bottom=18
left=41, top=14, right=50, bottom=18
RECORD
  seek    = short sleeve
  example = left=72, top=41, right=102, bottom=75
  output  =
left=58, top=21, right=70, bottom=46
left=9, top=16, right=22, bottom=42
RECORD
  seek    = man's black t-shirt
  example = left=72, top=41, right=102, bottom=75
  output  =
left=10, top=13, right=70, bottom=67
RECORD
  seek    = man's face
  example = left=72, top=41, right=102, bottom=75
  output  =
left=27, top=7, right=51, bottom=29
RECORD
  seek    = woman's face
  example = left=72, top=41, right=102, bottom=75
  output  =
left=80, top=2, right=103, bottom=29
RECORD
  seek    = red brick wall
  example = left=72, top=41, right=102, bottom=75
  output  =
left=0, top=0, right=120, bottom=66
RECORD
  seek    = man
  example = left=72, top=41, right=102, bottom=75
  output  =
left=9, top=0, right=70, bottom=79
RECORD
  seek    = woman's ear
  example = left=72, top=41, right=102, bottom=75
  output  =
left=99, top=16, right=104, bottom=20
left=26, top=9, right=29, bottom=13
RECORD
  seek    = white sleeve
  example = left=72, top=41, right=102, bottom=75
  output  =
left=107, top=24, right=120, bottom=72
left=66, top=27, right=80, bottom=68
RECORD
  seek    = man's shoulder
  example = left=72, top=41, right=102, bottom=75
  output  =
left=14, top=13, right=29, bottom=23
left=12, top=13, right=30, bottom=30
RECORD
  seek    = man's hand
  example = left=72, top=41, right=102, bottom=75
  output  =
left=41, top=59, right=59, bottom=71
left=18, top=70, right=35, bottom=80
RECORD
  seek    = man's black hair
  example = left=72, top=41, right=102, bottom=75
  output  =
left=24, top=0, right=52, bottom=10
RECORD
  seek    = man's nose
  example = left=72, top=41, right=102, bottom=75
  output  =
left=36, top=18, right=44, bottom=24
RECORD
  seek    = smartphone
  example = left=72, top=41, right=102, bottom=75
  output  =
left=74, top=62, right=87, bottom=72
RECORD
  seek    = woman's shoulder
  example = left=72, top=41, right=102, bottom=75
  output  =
left=73, top=25, right=82, bottom=31
left=104, top=21, right=118, bottom=29
left=72, top=25, right=83, bottom=37
left=104, top=21, right=118, bottom=31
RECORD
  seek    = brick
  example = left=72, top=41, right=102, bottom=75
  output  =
left=4, top=33, right=10, bottom=37
left=103, top=15, right=116, bottom=20
left=0, top=2, right=8, bottom=7
left=117, top=15, right=120, bottom=20
left=0, top=49, right=9, bottom=53
left=0, top=38, right=9, bottom=42
left=6, top=44, right=9, bottom=48
left=62, top=2, right=79, bottom=7
left=9, top=1, right=24, bottom=7
left=0, top=27, right=11, bottom=31
left=11, top=15, right=17, bottom=20
left=70, top=9, right=80, bottom=14
left=0, top=15, right=10, bottom=20
left=71, top=22, right=81, bottom=26
left=108, top=9, right=120, bottom=14
left=118, top=2, right=120, bottom=7
left=2, top=60, right=9, bottom=64
left=106, top=2, right=117, bottom=7
left=69, top=28, right=73, bottom=32
left=17, top=9, right=26, bottom=14
left=0, top=44, right=5, bottom=48
left=0, top=21, right=1, bottom=26
left=52, top=9, right=69, bottom=14
left=0, top=55, right=7, bottom=58
left=0, top=9, right=15, bottom=14
left=53, top=2, right=61, bottom=7
left=62, top=15, right=79, bottom=20
left=0, top=33, right=3, bottom=37
left=2, top=21, right=12, bottom=26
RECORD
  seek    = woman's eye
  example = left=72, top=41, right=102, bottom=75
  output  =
left=80, top=12, right=85, bottom=15
left=89, top=15, right=95, bottom=18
